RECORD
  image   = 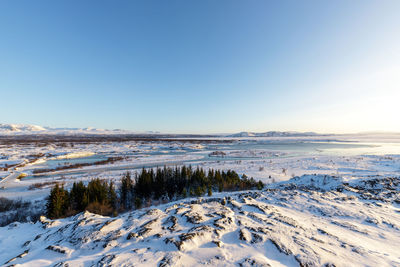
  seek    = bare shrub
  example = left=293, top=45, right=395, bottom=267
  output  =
left=0, top=197, right=42, bottom=226
left=0, top=197, right=30, bottom=212
left=86, top=202, right=114, bottom=216
left=28, top=181, right=59, bottom=190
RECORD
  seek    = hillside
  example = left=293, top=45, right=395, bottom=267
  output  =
left=1, top=175, right=399, bottom=266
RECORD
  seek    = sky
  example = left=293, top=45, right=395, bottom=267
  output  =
left=1, top=0, right=399, bottom=134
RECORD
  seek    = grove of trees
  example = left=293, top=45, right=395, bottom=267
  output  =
left=46, top=179, right=117, bottom=219
left=46, top=166, right=263, bottom=219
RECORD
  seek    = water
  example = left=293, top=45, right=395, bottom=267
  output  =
left=24, top=139, right=398, bottom=180
left=207, top=140, right=372, bottom=154
left=41, top=154, right=109, bottom=169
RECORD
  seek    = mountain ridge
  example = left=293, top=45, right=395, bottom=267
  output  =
left=227, top=131, right=321, bottom=137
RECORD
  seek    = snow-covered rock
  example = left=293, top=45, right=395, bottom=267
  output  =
left=274, top=174, right=344, bottom=191
left=1, top=175, right=400, bottom=266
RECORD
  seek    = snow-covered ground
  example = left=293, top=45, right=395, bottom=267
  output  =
left=0, top=132, right=400, bottom=266
left=1, top=175, right=399, bottom=266
left=0, top=134, right=399, bottom=199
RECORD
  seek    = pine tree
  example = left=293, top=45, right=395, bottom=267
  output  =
left=70, top=181, right=87, bottom=212
left=46, top=184, right=69, bottom=219
left=182, top=187, right=187, bottom=198
left=120, top=172, right=133, bottom=210
left=218, top=183, right=223, bottom=192
left=257, top=180, right=264, bottom=190
left=207, top=186, right=212, bottom=196
left=194, top=185, right=203, bottom=197
left=108, top=181, right=117, bottom=210
left=134, top=197, right=142, bottom=209
left=190, top=187, right=195, bottom=197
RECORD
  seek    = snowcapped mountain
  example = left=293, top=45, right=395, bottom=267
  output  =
left=1, top=174, right=399, bottom=266
left=227, top=131, right=320, bottom=137
left=0, top=124, right=46, bottom=132
left=0, top=123, right=133, bottom=135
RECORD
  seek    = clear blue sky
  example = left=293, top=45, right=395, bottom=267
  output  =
left=1, top=1, right=399, bottom=133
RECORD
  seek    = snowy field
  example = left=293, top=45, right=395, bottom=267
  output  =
left=0, top=132, right=400, bottom=266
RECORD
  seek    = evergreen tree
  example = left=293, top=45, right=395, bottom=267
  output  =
left=108, top=181, right=117, bottom=210
left=70, top=181, right=87, bottom=212
left=87, top=178, right=108, bottom=204
left=134, top=197, right=142, bottom=209
left=182, top=187, right=187, bottom=198
left=194, top=185, right=203, bottom=197
left=46, top=184, right=69, bottom=219
left=120, top=172, right=133, bottom=210
left=257, top=180, right=264, bottom=190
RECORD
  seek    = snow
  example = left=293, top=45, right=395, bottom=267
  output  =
left=55, top=152, right=95, bottom=159
left=0, top=159, right=24, bottom=168
left=0, top=124, right=46, bottom=132
left=1, top=176, right=400, bottom=266
left=0, top=123, right=134, bottom=135
left=1, top=131, right=400, bottom=266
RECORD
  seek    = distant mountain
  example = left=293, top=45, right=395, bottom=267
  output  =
left=227, top=131, right=320, bottom=137
left=0, top=123, right=46, bottom=132
left=0, top=123, right=132, bottom=135
left=0, top=123, right=219, bottom=138
left=0, top=124, right=325, bottom=138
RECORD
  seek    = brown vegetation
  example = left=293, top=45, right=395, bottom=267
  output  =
left=32, top=156, right=124, bottom=174
left=28, top=181, right=60, bottom=190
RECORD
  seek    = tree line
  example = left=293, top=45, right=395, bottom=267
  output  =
left=46, top=166, right=263, bottom=219
left=46, top=179, right=117, bottom=219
